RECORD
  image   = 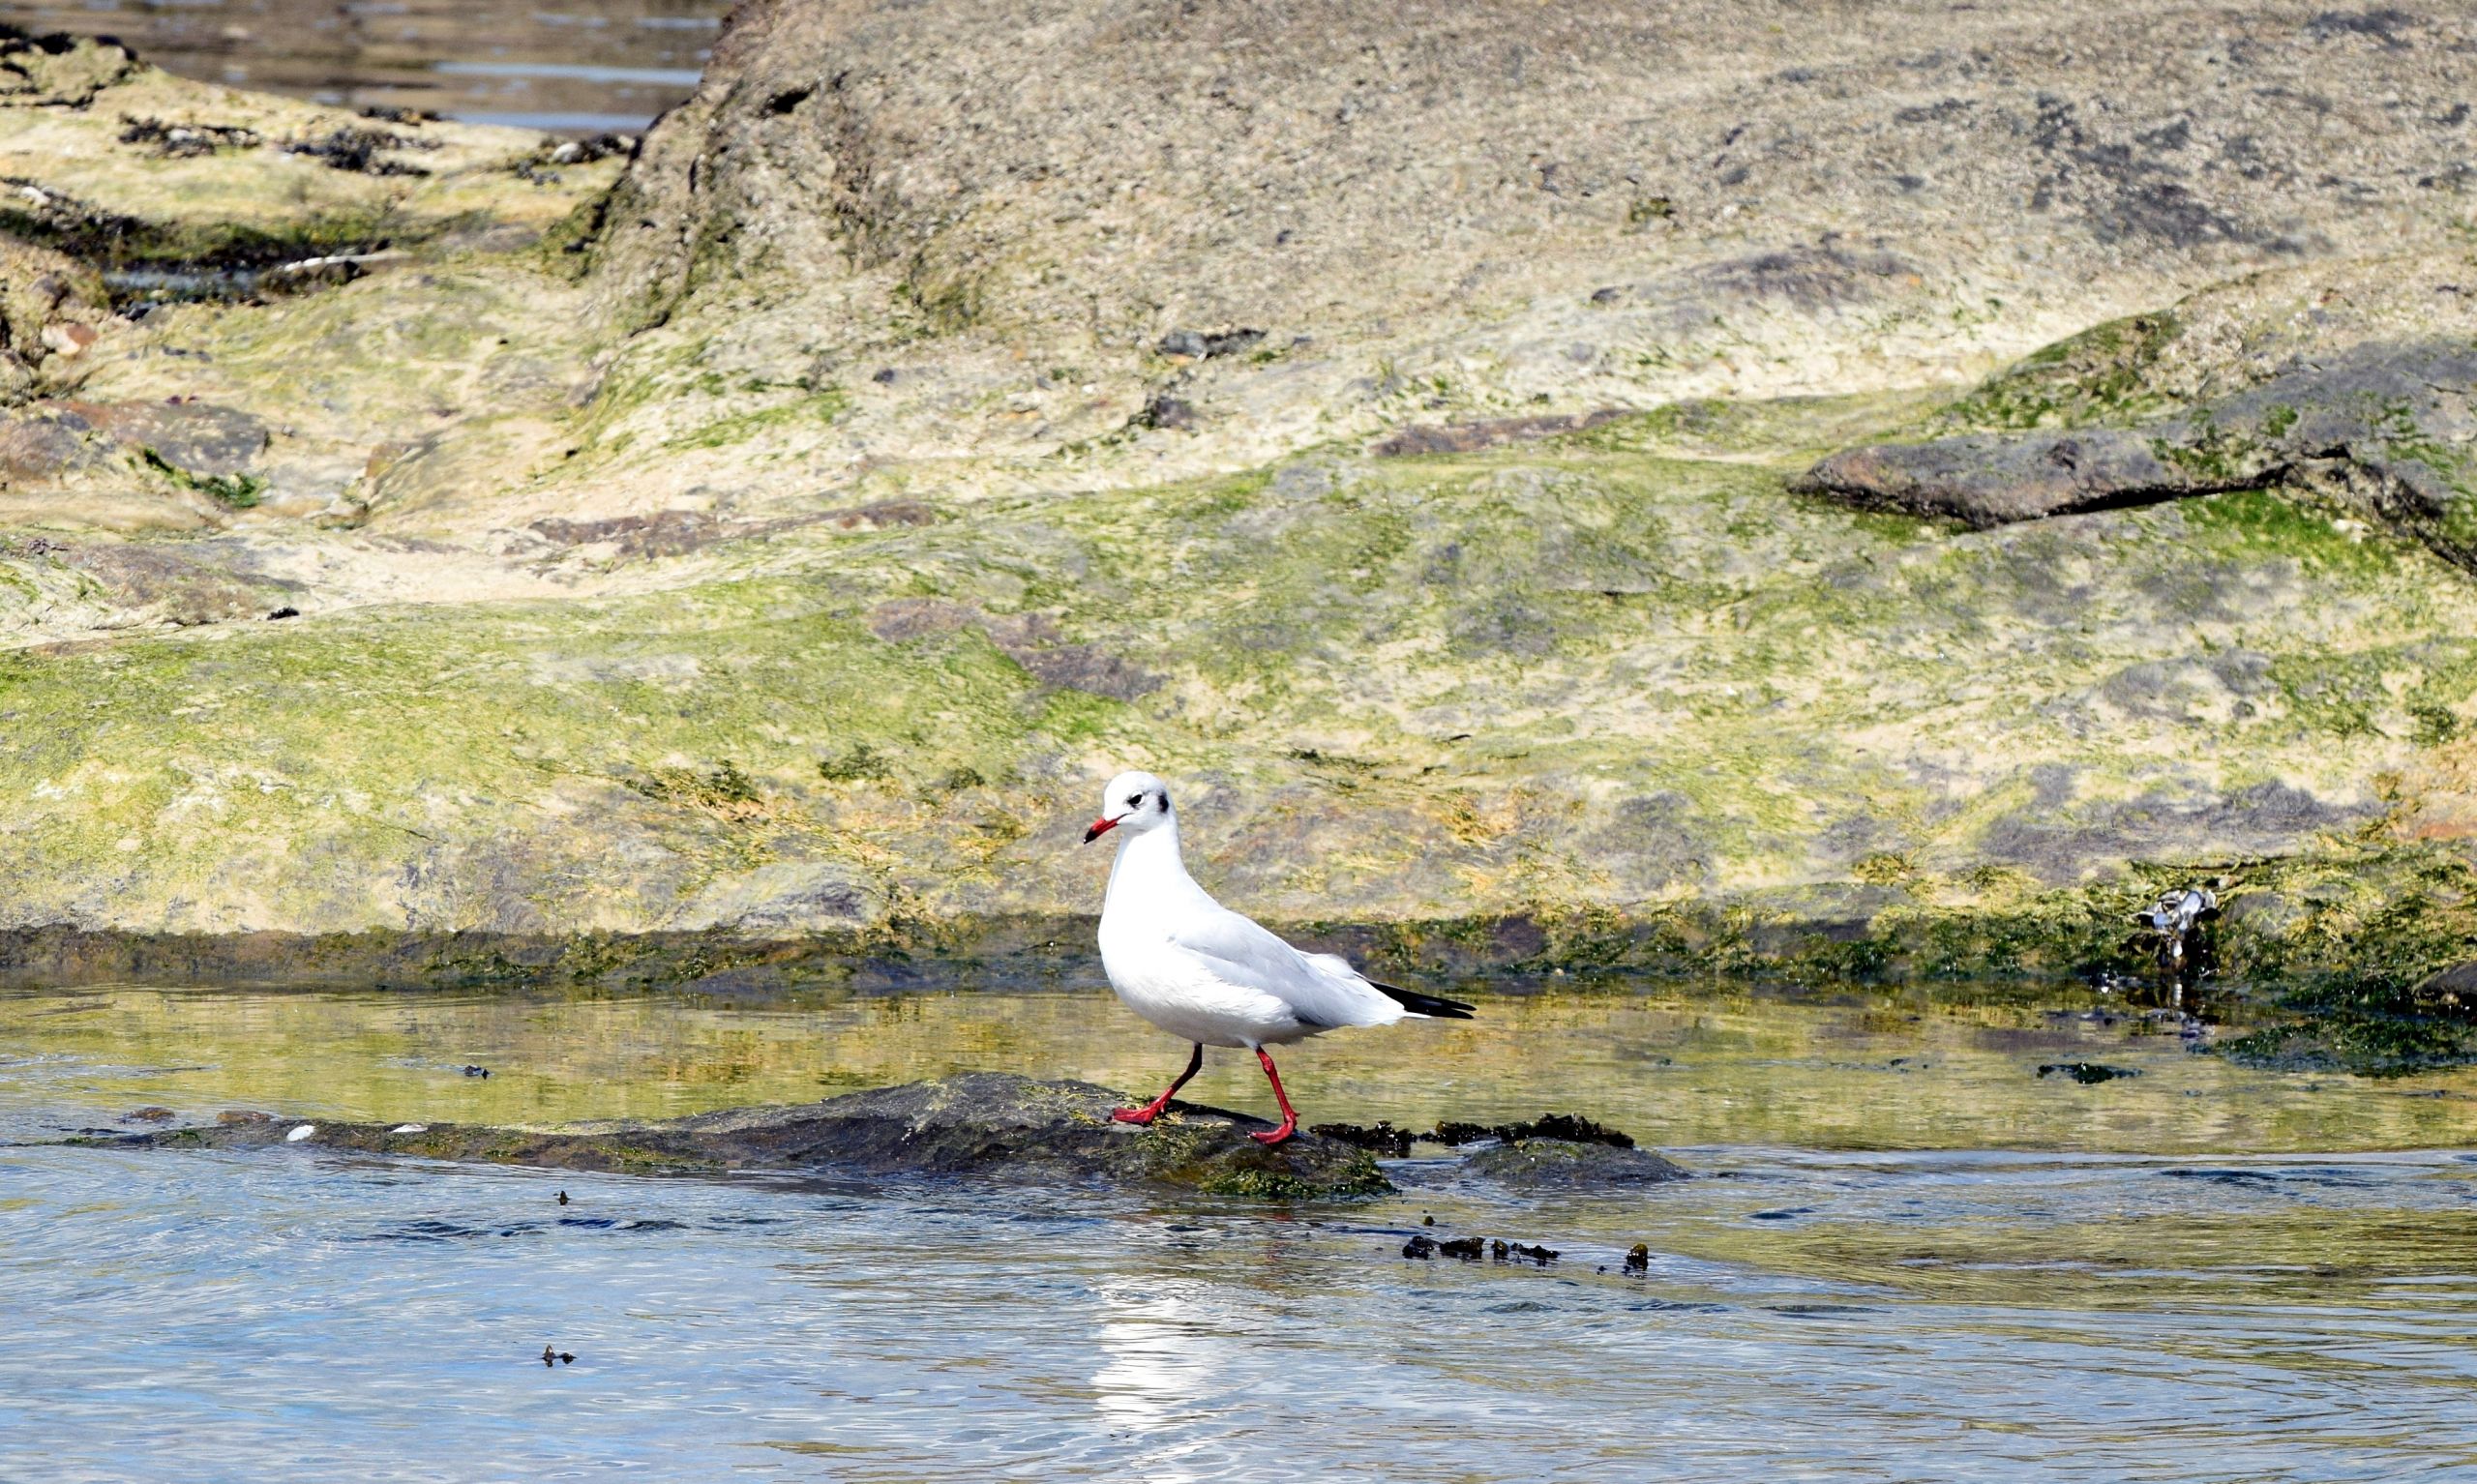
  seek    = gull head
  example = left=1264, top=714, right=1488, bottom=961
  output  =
left=1085, top=770, right=1172, bottom=844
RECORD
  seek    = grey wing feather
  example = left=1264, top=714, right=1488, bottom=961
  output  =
left=1167, top=909, right=1392, bottom=1028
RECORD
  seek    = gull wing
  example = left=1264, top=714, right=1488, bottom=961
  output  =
left=1165, top=905, right=1394, bottom=1029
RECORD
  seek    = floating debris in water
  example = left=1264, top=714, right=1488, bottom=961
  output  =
left=216, top=1110, right=275, bottom=1125
left=540, top=1345, right=576, bottom=1367
left=285, top=1124, right=316, bottom=1143
left=1401, top=1233, right=1436, bottom=1260
left=556, top=1191, right=569, bottom=1206
left=1421, top=1214, right=1434, bottom=1227
left=1624, top=1243, right=1651, bottom=1275
left=120, top=1106, right=176, bottom=1124
left=1491, top=1239, right=1558, bottom=1265
left=462, top=1065, right=491, bottom=1079
left=2039, top=1062, right=2141, bottom=1084
left=1436, top=1236, right=1484, bottom=1261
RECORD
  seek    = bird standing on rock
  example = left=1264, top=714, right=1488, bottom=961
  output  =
left=1083, top=771, right=1475, bottom=1145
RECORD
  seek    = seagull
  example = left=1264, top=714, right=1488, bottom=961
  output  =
left=1083, top=770, right=1475, bottom=1145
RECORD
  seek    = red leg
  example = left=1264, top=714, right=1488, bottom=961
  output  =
left=1250, top=1047, right=1299, bottom=1145
left=1113, top=1043, right=1203, bottom=1125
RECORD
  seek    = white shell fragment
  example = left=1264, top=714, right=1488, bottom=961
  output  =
left=390, top=1124, right=428, bottom=1134
left=285, top=1124, right=317, bottom=1143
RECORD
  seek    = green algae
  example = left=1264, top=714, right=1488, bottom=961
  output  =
left=1936, top=311, right=2186, bottom=432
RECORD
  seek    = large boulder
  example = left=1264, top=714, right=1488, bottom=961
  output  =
left=574, top=0, right=2477, bottom=490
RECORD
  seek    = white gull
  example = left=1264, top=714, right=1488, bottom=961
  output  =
left=1083, top=770, right=1475, bottom=1145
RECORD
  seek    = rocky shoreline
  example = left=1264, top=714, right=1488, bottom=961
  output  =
left=0, top=13, right=2469, bottom=1064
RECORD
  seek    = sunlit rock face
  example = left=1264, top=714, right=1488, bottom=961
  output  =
left=0, top=15, right=2466, bottom=993
left=579, top=0, right=2477, bottom=492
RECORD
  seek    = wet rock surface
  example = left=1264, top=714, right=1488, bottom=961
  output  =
left=115, top=1073, right=1395, bottom=1200
left=1458, top=1140, right=1690, bottom=1191
left=2038, top=1062, right=2141, bottom=1084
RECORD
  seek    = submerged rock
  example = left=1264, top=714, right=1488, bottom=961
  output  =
left=2037, top=1062, right=2140, bottom=1084
left=120, top=1073, right=1393, bottom=1201
left=1459, top=1140, right=1689, bottom=1191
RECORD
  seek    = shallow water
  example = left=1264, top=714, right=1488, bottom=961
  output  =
left=0, top=0, right=721, bottom=133
left=10, top=982, right=2477, bottom=1481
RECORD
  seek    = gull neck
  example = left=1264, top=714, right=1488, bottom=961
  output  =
left=1104, top=816, right=1197, bottom=915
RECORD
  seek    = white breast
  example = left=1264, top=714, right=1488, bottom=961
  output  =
left=1099, top=921, right=1307, bottom=1049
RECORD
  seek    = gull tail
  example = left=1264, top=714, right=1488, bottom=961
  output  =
left=1371, top=982, right=1477, bottom=1020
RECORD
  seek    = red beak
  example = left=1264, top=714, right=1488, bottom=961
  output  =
left=1083, top=816, right=1119, bottom=844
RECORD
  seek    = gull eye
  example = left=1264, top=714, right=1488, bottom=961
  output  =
left=1126, top=793, right=1144, bottom=808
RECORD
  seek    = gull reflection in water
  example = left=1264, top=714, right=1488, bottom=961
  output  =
left=1091, top=1276, right=1231, bottom=1477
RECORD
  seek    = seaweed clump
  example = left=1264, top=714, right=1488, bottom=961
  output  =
left=1427, top=1113, right=1634, bottom=1148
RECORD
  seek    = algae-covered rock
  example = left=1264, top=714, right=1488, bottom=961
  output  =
left=1797, top=257, right=2477, bottom=575
left=117, top=1072, right=1393, bottom=1199
left=0, top=232, right=107, bottom=398
left=0, top=20, right=2463, bottom=1008
left=0, top=31, right=617, bottom=280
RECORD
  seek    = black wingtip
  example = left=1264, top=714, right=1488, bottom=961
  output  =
left=1372, top=981, right=1477, bottom=1020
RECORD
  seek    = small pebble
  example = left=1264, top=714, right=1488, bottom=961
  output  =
left=285, top=1124, right=316, bottom=1143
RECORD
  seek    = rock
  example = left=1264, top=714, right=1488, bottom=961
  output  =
left=124, top=1073, right=1393, bottom=1200
left=0, top=18, right=2463, bottom=1007
left=0, top=232, right=108, bottom=383
left=74, top=401, right=268, bottom=476
left=2416, top=962, right=2477, bottom=1005
left=1136, top=395, right=1195, bottom=430
left=1460, top=1140, right=1689, bottom=1190
left=1429, top=1113, right=1635, bottom=1149
left=0, top=35, right=615, bottom=294
left=2037, top=1062, right=2140, bottom=1084
left=1370, top=408, right=1626, bottom=457
left=0, top=406, right=101, bottom=482
left=1310, top=1120, right=1415, bottom=1156
left=1795, top=283, right=2477, bottom=576
left=589, top=0, right=2477, bottom=446
left=1795, top=427, right=2247, bottom=525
